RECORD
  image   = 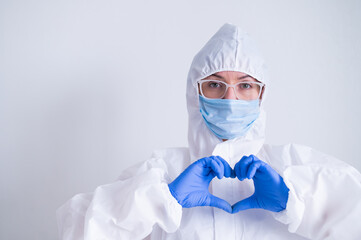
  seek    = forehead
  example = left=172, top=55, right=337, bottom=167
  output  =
left=210, top=71, right=249, bottom=79
left=203, top=71, right=258, bottom=82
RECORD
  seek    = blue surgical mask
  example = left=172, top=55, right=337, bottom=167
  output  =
left=199, top=95, right=260, bottom=140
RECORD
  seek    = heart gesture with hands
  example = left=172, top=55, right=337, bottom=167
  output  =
left=168, top=155, right=289, bottom=214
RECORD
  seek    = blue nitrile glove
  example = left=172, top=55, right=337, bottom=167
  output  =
left=232, top=155, right=289, bottom=213
left=168, top=156, right=234, bottom=213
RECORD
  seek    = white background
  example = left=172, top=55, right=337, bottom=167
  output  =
left=1, top=0, right=360, bottom=239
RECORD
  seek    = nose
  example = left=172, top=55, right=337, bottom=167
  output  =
left=223, top=86, right=238, bottom=100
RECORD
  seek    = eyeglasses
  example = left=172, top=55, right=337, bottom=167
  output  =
left=197, top=79, right=265, bottom=100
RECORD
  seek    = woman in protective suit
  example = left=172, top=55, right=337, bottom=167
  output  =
left=57, top=23, right=361, bottom=240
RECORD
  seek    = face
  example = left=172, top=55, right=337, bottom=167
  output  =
left=201, top=71, right=264, bottom=100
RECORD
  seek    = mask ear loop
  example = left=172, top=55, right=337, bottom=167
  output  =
left=259, top=84, right=265, bottom=106
left=195, top=80, right=201, bottom=107
left=196, top=81, right=201, bottom=97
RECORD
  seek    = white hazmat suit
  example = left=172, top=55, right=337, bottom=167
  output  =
left=57, top=23, right=361, bottom=240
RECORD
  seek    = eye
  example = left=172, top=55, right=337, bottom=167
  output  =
left=239, top=83, right=252, bottom=89
left=208, top=81, right=222, bottom=88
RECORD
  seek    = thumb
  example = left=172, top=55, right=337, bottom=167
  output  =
left=232, top=195, right=258, bottom=214
left=208, top=195, right=232, bottom=213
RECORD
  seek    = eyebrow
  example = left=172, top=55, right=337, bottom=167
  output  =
left=210, top=73, right=251, bottom=80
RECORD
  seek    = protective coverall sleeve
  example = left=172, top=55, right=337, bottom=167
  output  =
left=56, top=156, right=183, bottom=240
left=262, top=144, right=361, bottom=240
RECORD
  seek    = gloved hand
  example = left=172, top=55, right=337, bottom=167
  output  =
left=168, top=156, right=234, bottom=213
left=232, top=155, right=289, bottom=213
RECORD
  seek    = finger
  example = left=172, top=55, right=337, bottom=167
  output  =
left=213, top=157, right=224, bottom=179
left=240, top=155, right=254, bottom=179
left=246, top=161, right=263, bottom=179
left=215, top=156, right=232, bottom=178
left=235, top=156, right=253, bottom=181
left=200, top=157, right=220, bottom=178
left=209, top=195, right=232, bottom=213
left=208, top=156, right=223, bottom=179
left=249, top=154, right=260, bottom=161
left=234, top=161, right=242, bottom=181
left=234, top=161, right=245, bottom=181
left=232, top=195, right=258, bottom=214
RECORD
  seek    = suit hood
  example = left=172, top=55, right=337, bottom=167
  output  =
left=186, top=23, right=268, bottom=161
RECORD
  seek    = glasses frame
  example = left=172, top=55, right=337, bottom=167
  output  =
left=197, top=79, right=265, bottom=100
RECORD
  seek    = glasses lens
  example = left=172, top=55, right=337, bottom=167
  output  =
left=201, top=81, right=227, bottom=99
left=200, top=80, right=262, bottom=100
left=235, top=82, right=261, bottom=100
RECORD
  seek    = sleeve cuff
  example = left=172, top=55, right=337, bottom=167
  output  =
left=273, top=171, right=305, bottom=233
left=159, top=182, right=182, bottom=231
